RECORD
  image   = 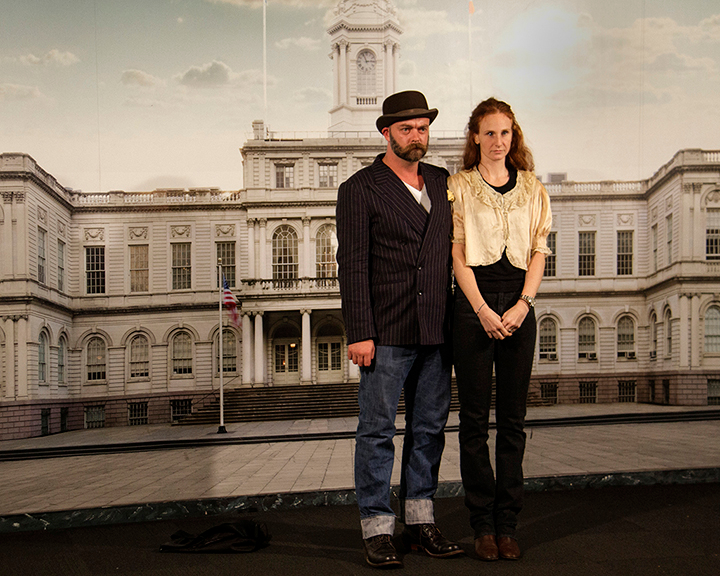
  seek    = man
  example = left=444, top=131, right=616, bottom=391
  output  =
left=336, top=90, right=462, bottom=568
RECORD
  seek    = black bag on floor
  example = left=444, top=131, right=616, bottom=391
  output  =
left=160, top=519, right=271, bottom=553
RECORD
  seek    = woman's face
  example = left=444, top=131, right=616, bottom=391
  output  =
left=474, top=112, right=513, bottom=164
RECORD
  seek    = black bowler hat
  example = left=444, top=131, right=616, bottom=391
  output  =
left=376, top=90, right=438, bottom=133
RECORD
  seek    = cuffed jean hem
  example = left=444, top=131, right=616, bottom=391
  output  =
left=361, top=514, right=396, bottom=539
left=403, top=498, right=435, bottom=525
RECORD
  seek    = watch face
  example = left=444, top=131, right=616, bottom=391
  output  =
left=357, top=50, right=376, bottom=71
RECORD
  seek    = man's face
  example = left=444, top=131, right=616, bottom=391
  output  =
left=384, top=117, right=430, bottom=163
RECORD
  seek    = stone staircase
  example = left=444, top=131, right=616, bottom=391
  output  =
left=177, top=379, right=552, bottom=426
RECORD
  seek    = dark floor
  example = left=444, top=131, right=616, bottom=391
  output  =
left=1, top=483, right=718, bottom=576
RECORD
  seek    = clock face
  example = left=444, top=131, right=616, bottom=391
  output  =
left=357, top=50, right=376, bottom=72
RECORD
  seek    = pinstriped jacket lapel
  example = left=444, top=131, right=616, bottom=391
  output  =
left=369, top=157, right=428, bottom=235
left=418, top=163, right=451, bottom=258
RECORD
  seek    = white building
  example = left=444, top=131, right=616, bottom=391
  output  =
left=1, top=0, right=719, bottom=439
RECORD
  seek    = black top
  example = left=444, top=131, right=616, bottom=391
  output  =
left=472, top=168, right=526, bottom=293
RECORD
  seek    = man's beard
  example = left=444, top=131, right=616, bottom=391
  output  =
left=389, top=132, right=428, bottom=162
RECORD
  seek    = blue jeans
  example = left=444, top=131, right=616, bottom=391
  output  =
left=355, top=344, right=452, bottom=539
left=453, top=287, right=536, bottom=539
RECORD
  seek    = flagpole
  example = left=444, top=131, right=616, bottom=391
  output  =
left=217, top=259, right=227, bottom=434
left=263, top=0, right=268, bottom=119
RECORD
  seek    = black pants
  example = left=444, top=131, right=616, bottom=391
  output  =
left=453, top=287, right=536, bottom=538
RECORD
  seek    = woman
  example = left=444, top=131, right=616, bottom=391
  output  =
left=449, top=98, right=552, bottom=561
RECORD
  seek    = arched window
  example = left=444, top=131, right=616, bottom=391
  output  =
left=129, top=335, right=150, bottom=379
left=272, top=225, right=298, bottom=284
left=650, top=312, right=658, bottom=359
left=87, top=337, right=106, bottom=381
left=58, top=336, right=66, bottom=385
left=665, top=310, right=673, bottom=356
left=38, top=332, right=48, bottom=383
left=538, top=318, right=557, bottom=360
left=316, top=224, right=337, bottom=281
left=617, top=316, right=636, bottom=358
left=704, top=306, right=720, bottom=353
left=215, top=329, right=237, bottom=374
left=172, top=331, right=193, bottom=375
left=578, top=317, right=597, bottom=360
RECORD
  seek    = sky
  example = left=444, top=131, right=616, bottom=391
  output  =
left=1, top=0, right=719, bottom=192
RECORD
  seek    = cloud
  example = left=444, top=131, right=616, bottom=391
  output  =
left=275, top=36, right=322, bottom=51
left=19, top=49, right=79, bottom=67
left=399, top=7, right=464, bottom=40
left=697, top=14, right=720, bottom=41
left=177, top=60, right=233, bottom=87
left=292, top=86, right=331, bottom=103
left=645, top=52, right=715, bottom=73
left=0, top=83, right=43, bottom=101
left=121, top=69, right=164, bottom=88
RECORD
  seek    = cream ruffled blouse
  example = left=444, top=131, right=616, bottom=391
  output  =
left=449, top=169, right=553, bottom=270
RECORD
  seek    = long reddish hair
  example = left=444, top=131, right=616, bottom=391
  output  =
left=461, top=97, right=534, bottom=172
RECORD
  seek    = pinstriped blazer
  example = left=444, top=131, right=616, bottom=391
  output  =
left=336, top=154, right=453, bottom=346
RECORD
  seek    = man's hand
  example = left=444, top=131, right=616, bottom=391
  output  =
left=348, top=339, right=375, bottom=367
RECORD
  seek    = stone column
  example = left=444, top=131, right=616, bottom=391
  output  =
left=1, top=195, right=13, bottom=278
left=254, top=312, right=264, bottom=386
left=16, top=315, right=28, bottom=398
left=258, top=219, right=267, bottom=280
left=691, top=293, right=701, bottom=368
left=242, top=311, right=254, bottom=385
left=15, top=193, right=27, bottom=276
left=679, top=294, right=690, bottom=368
left=339, top=40, right=348, bottom=105
left=331, top=44, right=339, bottom=106
left=3, top=316, right=15, bottom=399
left=301, top=310, right=312, bottom=384
left=392, top=43, right=399, bottom=94
left=247, top=218, right=256, bottom=279
left=302, top=217, right=311, bottom=278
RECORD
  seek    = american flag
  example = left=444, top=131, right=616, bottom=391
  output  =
left=222, top=277, right=241, bottom=328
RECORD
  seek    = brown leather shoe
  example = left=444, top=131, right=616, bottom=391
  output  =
left=497, top=536, right=521, bottom=560
left=402, top=524, right=464, bottom=558
left=363, top=534, right=403, bottom=568
left=474, top=534, right=499, bottom=561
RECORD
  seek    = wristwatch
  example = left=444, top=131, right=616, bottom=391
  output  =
left=519, top=294, right=536, bottom=309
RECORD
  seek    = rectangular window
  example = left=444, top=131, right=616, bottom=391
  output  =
left=318, top=163, right=338, bottom=188
left=652, top=224, right=658, bottom=271
left=57, top=240, right=65, bottom=292
left=85, top=246, right=106, bottom=294
left=60, top=407, right=69, bottom=433
left=128, top=402, right=149, bottom=426
left=541, top=382, right=558, bottom=405
left=171, top=243, right=191, bottom=290
left=706, top=208, right=720, bottom=261
left=84, top=405, right=105, bottom=429
left=666, top=213, right=673, bottom=266
left=544, top=232, right=556, bottom=277
left=171, top=399, right=193, bottom=421
left=275, top=165, right=294, bottom=189
left=618, top=380, right=637, bottom=403
left=578, top=231, right=595, bottom=276
left=579, top=381, right=597, bottom=404
left=217, top=242, right=236, bottom=287
left=662, top=379, right=670, bottom=404
left=130, top=244, right=149, bottom=292
left=649, top=379, right=656, bottom=403
left=38, top=228, right=46, bottom=284
left=617, top=230, right=633, bottom=275
left=708, top=378, right=720, bottom=406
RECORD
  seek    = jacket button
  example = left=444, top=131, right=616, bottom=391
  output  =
left=418, top=291, right=423, bottom=296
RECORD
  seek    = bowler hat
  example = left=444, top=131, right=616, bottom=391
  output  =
left=376, top=90, right=438, bottom=133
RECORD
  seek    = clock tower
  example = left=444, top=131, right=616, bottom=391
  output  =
left=327, top=0, right=402, bottom=134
